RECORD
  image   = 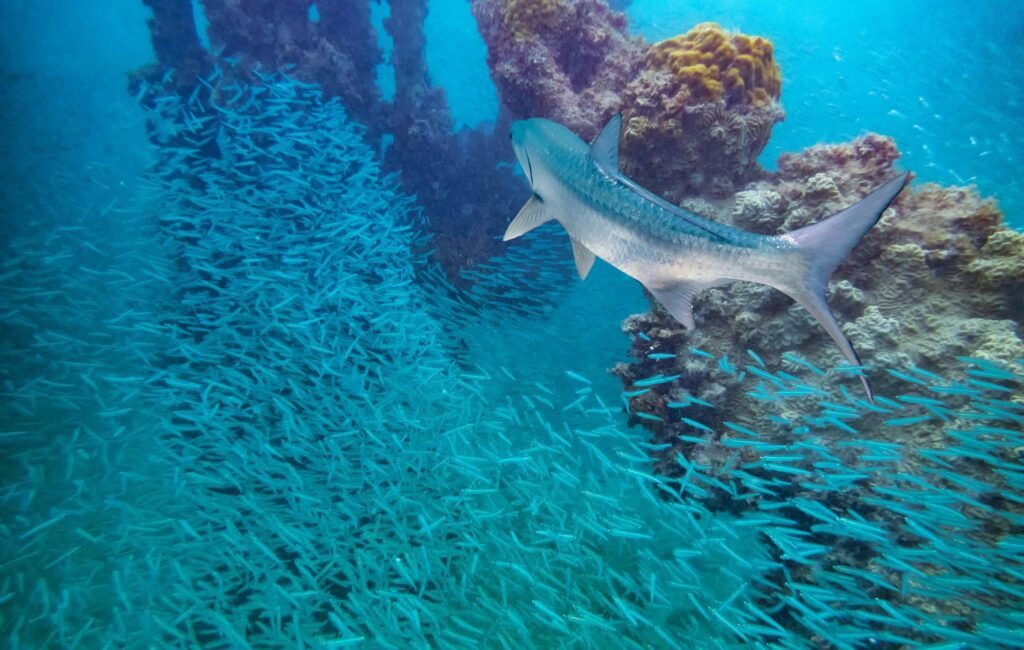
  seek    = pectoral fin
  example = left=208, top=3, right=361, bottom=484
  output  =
left=570, top=237, right=596, bottom=280
left=646, top=281, right=717, bottom=330
left=503, top=195, right=553, bottom=241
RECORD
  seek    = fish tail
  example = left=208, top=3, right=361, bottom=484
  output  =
left=783, top=173, right=909, bottom=401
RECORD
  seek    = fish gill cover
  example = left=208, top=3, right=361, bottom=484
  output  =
left=0, top=1, right=1022, bottom=649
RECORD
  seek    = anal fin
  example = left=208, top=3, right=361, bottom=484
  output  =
left=646, top=281, right=717, bottom=330
left=503, top=195, right=553, bottom=241
left=570, top=237, right=596, bottom=280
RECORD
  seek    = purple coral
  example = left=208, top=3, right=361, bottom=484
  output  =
left=472, top=0, right=644, bottom=139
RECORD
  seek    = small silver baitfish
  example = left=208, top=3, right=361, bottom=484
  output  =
left=503, top=115, right=909, bottom=400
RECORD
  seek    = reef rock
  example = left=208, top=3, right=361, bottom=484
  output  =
left=616, top=135, right=1023, bottom=422
left=472, top=0, right=644, bottom=140
left=612, top=135, right=1023, bottom=643
left=620, top=22, right=785, bottom=200
left=473, top=5, right=783, bottom=197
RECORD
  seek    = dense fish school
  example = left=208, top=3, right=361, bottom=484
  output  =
left=1, top=59, right=1022, bottom=650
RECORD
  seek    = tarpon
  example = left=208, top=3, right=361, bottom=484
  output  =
left=502, top=115, right=909, bottom=400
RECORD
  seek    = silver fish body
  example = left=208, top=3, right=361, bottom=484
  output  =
left=503, top=115, right=909, bottom=400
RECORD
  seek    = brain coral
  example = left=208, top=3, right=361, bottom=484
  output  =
left=619, top=22, right=785, bottom=201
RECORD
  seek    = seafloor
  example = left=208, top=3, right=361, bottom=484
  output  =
left=1, top=1, right=1022, bottom=649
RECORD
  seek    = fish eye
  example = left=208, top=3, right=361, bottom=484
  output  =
left=509, top=130, right=513, bottom=140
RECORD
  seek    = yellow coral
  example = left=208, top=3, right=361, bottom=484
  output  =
left=502, top=0, right=562, bottom=41
left=647, top=22, right=781, bottom=108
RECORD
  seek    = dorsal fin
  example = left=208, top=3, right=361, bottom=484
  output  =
left=589, top=114, right=733, bottom=245
left=590, top=113, right=622, bottom=173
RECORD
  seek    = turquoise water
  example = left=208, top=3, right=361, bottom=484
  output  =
left=423, top=0, right=1024, bottom=221
left=2, top=1, right=1022, bottom=648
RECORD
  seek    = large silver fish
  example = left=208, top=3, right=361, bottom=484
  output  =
left=503, top=115, right=909, bottom=400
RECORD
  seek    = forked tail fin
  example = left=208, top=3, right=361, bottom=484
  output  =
left=783, top=173, right=909, bottom=401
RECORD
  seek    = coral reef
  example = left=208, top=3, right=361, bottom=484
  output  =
left=620, top=22, right=784, bottom=200
left=610, top=342, right=1024, bottom=646
left=643, top=22, right=781, bottom=109
left=137, top=1, right=784, bottom=279
left=501, top=0, right=563, bottom=40
left=472, top=0, right=644, bottom=140
left=474, top=5, right=784, bottom=199
left=135, top=0, right=383, bottom=126
left=200, top=0, right=383, bottom=120
left=7, top=42, right=1021, bottom=650
left=10, top=3, right=1019, bottom=648
left=617, top=134, right=1022, bottom=410
left=384, top=0, right=527, bottom=280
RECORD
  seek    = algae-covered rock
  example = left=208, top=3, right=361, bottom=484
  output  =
left=473, top=4, right=784, bottom=198
left=620, top=23, right=785, bottom=200
left=472, top=0, right=643, bottom=139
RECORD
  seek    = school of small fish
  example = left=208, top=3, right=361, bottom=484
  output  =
left=1, top=69, right=1021, bottom=649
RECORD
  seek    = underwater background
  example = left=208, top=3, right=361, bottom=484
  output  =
left=1, top=0, right=1022, bottom=648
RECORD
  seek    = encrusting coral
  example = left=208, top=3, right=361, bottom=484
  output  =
left=473, top=0, right=644, bottom=140
left=620, top=22, right=784, bottom=200
left=501, top=0, right=563, bottom=41
left=643, top=22, right=781, bottom=109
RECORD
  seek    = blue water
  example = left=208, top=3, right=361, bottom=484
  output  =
left=2, top=1, right=1022, bottom=648
left=4, top=1, right=1022, bottom=223
left=627, top=0, right=1024, bottom=218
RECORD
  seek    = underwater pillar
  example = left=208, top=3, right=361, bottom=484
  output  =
left=140, top=0, right=210, bottom=85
